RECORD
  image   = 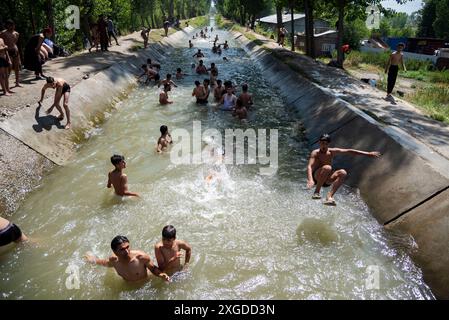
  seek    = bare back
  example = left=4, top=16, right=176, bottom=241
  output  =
left=108, top=170, right=127, bottom=196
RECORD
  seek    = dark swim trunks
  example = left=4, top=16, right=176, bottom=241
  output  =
left=196, top=98, right=208, bottom=104
left=0, top=57, right=9, bottom=68
left=0, top=223, right=23, bottom=246
left=313, top=167, right=331, bottom=188
left=62, top=83, right=71, bottom=94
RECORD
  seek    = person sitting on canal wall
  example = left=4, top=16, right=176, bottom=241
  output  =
left=154, top=225, right=191, bottom=275
left=156, top=125, right=173, bottom=153
left=0, top=217, right=28, bottom=247
left=107, top=154, right=139, bottom=197
left=85, top=235, right=169, bottom=282
left=306, top=134, right=381, bottom=206
left=38, top=76, right=72, bottom=129
left=159, top=83, right=173, bottom=105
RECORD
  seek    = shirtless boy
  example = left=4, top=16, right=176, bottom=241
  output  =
left=146, top=58, right=161, bottom=70
left=107, top=154, right=139, bottom=197
left=157, top=125, right=173, bottom=153
left=175, top=68, right=185, bottom=80
left=155, top=225, right=191, bottom=275
left=141, top=27, right=150, bottom=48
left=38, top=76, right=72, bottom=129
left=385, top=43, right=406, bottom=99
left=233, top=98, right=247, bottom=121
left=238, top=83, right=253, bottom=108
left=85, top=235, right=169, bottom=282
left=214, top=80, right=225, bottom=101
left=158, top=73, right=177, bottom=90
left=138, top=64, right=160, bottom=84
left=306, top=134, right=381, bottom=206
left=188, top=40, right=193, bottom=48
left=192, top=80, right=207, bottom=104
left=196, top=60, right=208, bottom=74
left=159, top=83, right=173, bottom=105
left=192, top=49, right=204, bottom=58
left=0, top=20, right=21, bottom=87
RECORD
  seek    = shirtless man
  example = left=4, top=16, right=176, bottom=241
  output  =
left=233, top=98, right=247, bottom=121
left=85, top=235, right=169, bottom=282
left=207, top=63, right=218, bottom=76
left=156, top=125, right=173, bottom=153
left=0, top=217, right=28, bottom=247
left=175, top=68, right=185, bottom=80
left=155, top=225, right=191, bottom=275
left=192, top=49, right=204, bottom=58
left=192, top=80, right=207, bottom=104
left=188, top=40, right=193, bottom=48
left=158, top=73, right=177, bottom=90
left=306, top=134, right=381, bottom=206
left=138, top=64, right=160, bottom=84
left=38, top=76, right=72, bottom=129
left=238, top=83, right=253, bottom=108
left=0, top=20, right=21, bottom=87
left=196, top=60, right=208, bottom=75
left=107, top=154, right=139, bottom=197
left=214, top=80, right=225, bottom=101
left=141, top=27, right=150, bottom=49
left=385, top=43, right=406, bottom=99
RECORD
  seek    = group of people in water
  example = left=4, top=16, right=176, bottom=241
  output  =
left=1, top=25, right=383, bottom=287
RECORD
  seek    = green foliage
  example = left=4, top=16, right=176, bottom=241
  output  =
left=433, top=0, right=449, bottom=39
left=343, top=18, right=369, bottom=50
left=409, top=85, right=449, bottom=123
left=0, top=0, right=211, bottom=53
left=416, top=0, right=437, bottom=37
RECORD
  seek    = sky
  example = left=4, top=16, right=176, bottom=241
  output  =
left=381, top=0, right=424, bottom=15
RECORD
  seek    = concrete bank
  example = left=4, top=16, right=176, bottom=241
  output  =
left=232, top=31, right=449, bottom=299
left=0, top=27, right=194, bottom=215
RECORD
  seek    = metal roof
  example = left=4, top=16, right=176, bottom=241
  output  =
left=259, top=13, right=306, bottom=24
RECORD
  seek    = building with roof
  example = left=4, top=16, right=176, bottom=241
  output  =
left=257, top=13, right=330, bottom=35
left=295, top=30, right=338, bottom=57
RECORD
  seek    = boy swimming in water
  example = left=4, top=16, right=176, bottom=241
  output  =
left=85, top=235, right=169, bottom=282
left=107, top=154, right=139, bottom=197
left=307, top=134, right=381, bottom=206
left=154, top=225, right=191, bottom=275
left=156, top=125, right=173, bottom=153
left=159, top=83, right=173, bottom=105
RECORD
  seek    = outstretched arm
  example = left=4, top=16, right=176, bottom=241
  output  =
left=39, top=84, right=49, bottom=103
left=84, top=253, right=114, bottom=267
left=178, top=240, right=192, bottom=266
left=140, top=253, right=170, bottom=281
left=121, top=174, right=139, bottom=197
left=331, top=148, right=381, bottom=158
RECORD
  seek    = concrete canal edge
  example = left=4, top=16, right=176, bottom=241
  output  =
left=231, top=31, right=449, bottom=299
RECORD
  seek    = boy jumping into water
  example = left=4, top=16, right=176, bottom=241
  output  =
left=38, top=76, right=72, bottom=129
left=156, top=125, right=173, bottom=153
left=385, top=43, right=406, bottom=99
left=107, top=154, right=139, bottom=197
left=306, top=134, right=381, bottom=206
left=155, top=225, right=191, bottom=275
left=85, top=235, right=169, bottom=282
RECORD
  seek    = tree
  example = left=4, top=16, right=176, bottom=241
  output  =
left=433, top=0, right=449, bottom=39
left=416, top=0, right=436, bottom=37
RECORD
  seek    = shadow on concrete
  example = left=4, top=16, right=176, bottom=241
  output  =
left=32, top=105, right=64, bottom=132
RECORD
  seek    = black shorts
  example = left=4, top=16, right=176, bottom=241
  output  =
left=0, top=57, right=9, bottom=68
left=62, top=83, right=71, bottom=94
left=196, top=98, right=208, bottom=104
left=313, top=167, right=331, bottom=188
left=0, top=223, right=23, bottom=246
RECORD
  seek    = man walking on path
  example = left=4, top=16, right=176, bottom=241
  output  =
left=107, top=17, right=119, bottom=46
left=385, top=43, right=406, bottom=99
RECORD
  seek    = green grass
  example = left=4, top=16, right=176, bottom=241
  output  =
left=189, top=16, right=209, bottom=28
left=409, top=85, right=449, bottom=123
left=215, top=14, right=234, bottom=29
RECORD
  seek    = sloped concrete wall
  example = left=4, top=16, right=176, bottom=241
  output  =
left=232, top=31, right=449, bottom=299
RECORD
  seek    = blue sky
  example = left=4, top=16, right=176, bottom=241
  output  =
left=381, top=0, right=423, bottom=14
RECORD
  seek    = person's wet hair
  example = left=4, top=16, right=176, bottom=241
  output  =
left=111, top=154, right=125, bottom=166
left=6, top=20, right=15, bottom=27
left=111, top=235, right=129, bottom=251
left=166, top=73, right=172, bottom=79
left=147, top=58, right=152, bottom=64
left=177, top=68, right=181, bottom=72
left=162, top=225, right=176, bottom=239
left=397, top=42, right=405, bottom=48
left=195, top=80, right=200, bottom=86
left=217, top=80, right=222, bottom=85
left=199, top=60, right=203, bottom=64
left=242, top=84, right=248, bottom=92
left=46, top=76, right=55, bottom=84
left=211, top=63, right=215, bottom=67
left=141, top=64, right=147, bottom=69
left=160, top=125, right=168, bottom=134
left=319, top=133, right=331, bottom=143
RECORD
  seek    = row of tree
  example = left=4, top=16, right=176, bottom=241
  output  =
left=216, top=0, right=420, bottom=67
left=416, top=0, right=449, bottom=39
left=0, top=0, right=211, bottom=52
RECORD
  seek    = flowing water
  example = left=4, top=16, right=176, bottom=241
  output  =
left=0, top=19, right=434, bottom=299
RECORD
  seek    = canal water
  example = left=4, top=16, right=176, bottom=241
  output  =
left=0, top=18, right=434, bottom=299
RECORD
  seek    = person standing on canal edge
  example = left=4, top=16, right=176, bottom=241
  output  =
left=385, top=43, right=406, bottom=100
